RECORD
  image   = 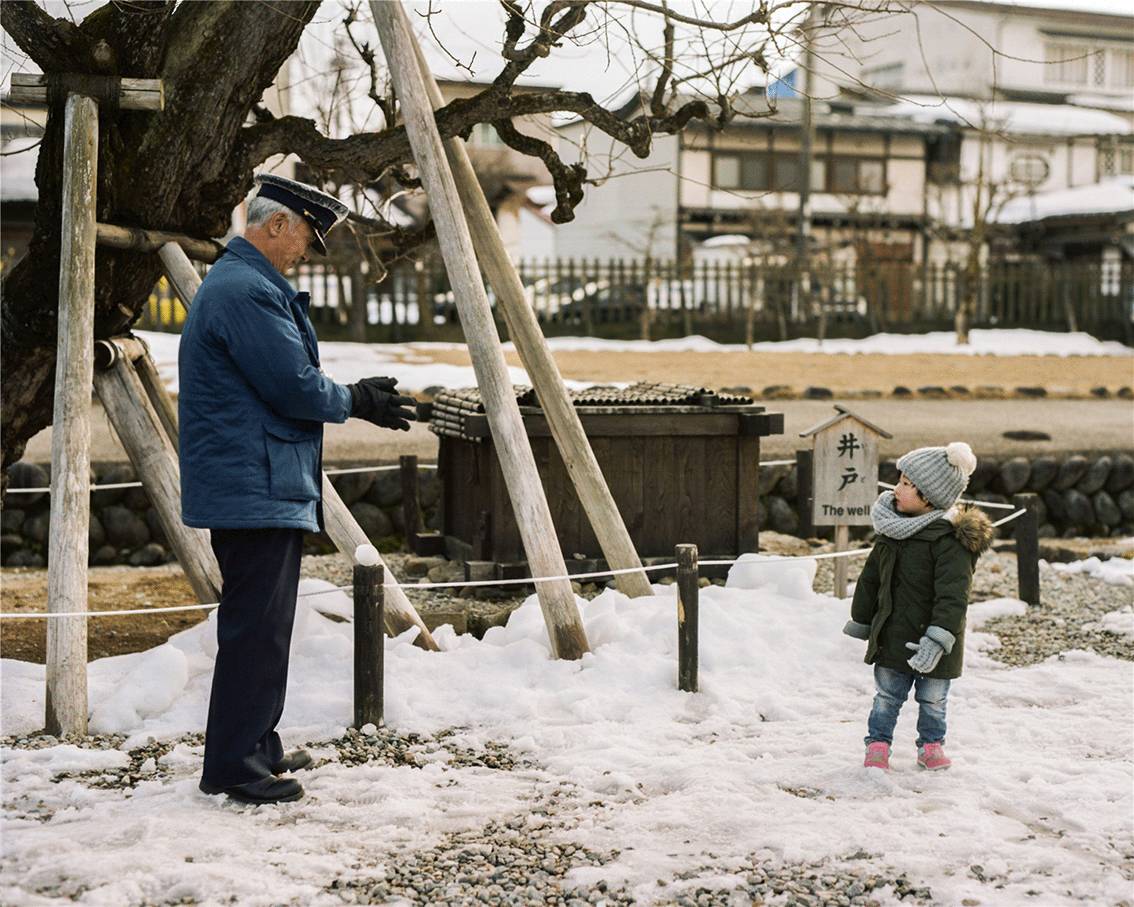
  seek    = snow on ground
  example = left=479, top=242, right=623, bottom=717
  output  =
left=1047, top=555, right=1134, bottom=587
left=2, top=557, right=1132, bottom=905
left=138, top=327, right=1133, bottom=395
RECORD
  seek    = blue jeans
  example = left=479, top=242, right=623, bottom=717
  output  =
left=866, top=665, right=950, bottom=747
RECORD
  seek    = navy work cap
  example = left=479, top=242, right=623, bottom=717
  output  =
left=253, top=173, right=349, bottom=256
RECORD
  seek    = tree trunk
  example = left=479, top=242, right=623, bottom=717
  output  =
left=1, top=1, right=319, bottom=474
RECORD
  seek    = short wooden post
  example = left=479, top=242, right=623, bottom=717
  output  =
left=676, top=544, right=699, bottom=693
left=353, top=551, right=385, bottom=729
left=795, top=449, right=814, bottom=538
left=400, top=454, right=422, bottom=552
left=45, top=93, right=99, bottom=737
left=833, top=524, right=850, bottom=598
left=1013, top=493, right=1041, bottom=607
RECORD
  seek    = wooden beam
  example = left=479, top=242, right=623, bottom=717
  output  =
left=372, top=1, right=589, bottom=659
left=9, top=73, right=164, bottom=110
left=95, top=337, right=179, bottom=449
left=46, top=94, right=98, bottom=736
left=155, top=241, right=438, bottom=649
left=403, top=13, right=651, bottom=600
left=97, top=222, right=223, bottom=263
left=93, top=357, right=222, bottom=605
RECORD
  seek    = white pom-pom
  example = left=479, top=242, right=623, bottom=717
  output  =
left=354, top=544, right=380, bottom=566
left=945, top=441, right=976, bottom=476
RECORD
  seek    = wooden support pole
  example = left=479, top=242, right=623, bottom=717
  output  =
left=676, top=544, right=699, bottom=693
left=93, top=356, right=222, bottom=605
left=95, top=338, right=178, bottom=448
left=403, top=17, right=651, bottom=599
left=353, top=554, right=385, bottom=729
left=98, top=223, right=223, bottom=263
left=158, top=241, right=205, bottom=302
left=45, top=93, right=98, bottom=737
left=833, top=524, right=850, bottom=598
left=400, top=454, right=422, bottom=552
left=373, top=0, right=589, bottom=659
left=9, top=73, right=164, bottom=110
left=1013, top=493, right=1041, bottom=607
left=155, top=240, right=438, bottom=650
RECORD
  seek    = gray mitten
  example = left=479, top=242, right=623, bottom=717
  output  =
left=842, top=620, right=871, bottom=640
left=904, top=626, right=956, bottom=673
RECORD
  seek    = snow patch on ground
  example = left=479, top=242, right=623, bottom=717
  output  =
left=1047, top=556, right=1134, bottom=587
left=138, top=328, right=1132, bottom=396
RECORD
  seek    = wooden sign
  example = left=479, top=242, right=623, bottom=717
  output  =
left=801, top=405, right=892, bottom=527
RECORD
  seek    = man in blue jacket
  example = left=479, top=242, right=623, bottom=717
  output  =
left=180, top=174, right=416, bottom=805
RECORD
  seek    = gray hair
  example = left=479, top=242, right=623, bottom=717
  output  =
left=246, top=195, right=301, bottom=227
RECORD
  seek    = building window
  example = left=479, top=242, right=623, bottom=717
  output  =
left=1045, top=42, right=1090, bottom=85
left=712, top=151, right=885, bottom=194
left=1112, top=48, right=1134, bottom=89
left=864, top=63, right=904, bottom=91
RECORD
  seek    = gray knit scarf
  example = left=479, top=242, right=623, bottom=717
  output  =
left=871, top=491, right=950, bottom=540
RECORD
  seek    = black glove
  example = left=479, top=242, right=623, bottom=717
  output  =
left=347, top=376, right=417, bottom=431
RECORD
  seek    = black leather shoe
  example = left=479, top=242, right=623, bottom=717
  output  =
left=199, top=776, right=304, bottom=804
left=271, top=749, right=313, bottom=774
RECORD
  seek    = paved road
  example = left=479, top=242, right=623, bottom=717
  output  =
left=20, top=398, right=1132, bottom=465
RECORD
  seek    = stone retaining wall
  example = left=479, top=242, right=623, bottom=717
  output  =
left=0, top=463, right=441, bottom=569
left=2, top=452, right=1130, bottom=567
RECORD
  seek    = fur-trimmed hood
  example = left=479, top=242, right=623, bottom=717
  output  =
left=949, top=505, right=995, bottom=555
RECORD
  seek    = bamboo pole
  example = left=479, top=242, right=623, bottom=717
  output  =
left=156, top=241, right=439, bottom=650
left=45, top=94, right=98, bottom=736
left=372, top=0, right=589, bottom=659
left=9, top=73, right=164, bottom=110
left=93, top=355, right=222, bottom=604
left=403, top=14, right=651, bottom=600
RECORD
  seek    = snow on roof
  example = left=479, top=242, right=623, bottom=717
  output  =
left=873, top=96, right=1131, bottom=136
left=701, top=234, right=751, bottom=248
left=995, top=176, right=1134, bottom=224
left=525, top=185, right=556, bottom=207
left=949, top=0, right=1133, bottom=16
left=0, top=136, right=40, bottom=202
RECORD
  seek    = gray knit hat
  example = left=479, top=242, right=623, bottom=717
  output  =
left=896, top=442, right=977, bottom=510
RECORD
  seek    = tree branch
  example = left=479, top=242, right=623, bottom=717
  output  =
left=493, top=119, right=585, bottom=223
left=0, top=0, right=95, bottom=72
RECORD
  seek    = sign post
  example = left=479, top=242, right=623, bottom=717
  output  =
left=800, top=406, right=892, bottom=597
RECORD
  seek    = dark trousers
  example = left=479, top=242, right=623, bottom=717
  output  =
left=201, top=527, right=304, bottom=788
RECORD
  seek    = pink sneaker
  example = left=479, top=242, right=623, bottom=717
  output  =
left=864, top=742, right=890, bottom=771
left=917, top=742, right=952, bottom=771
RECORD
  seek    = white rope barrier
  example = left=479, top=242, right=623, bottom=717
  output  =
left=757, top=458, right=796, bottom=467
left=876, top=481, right=1017, bottom=510
left=2, top=462, right=441, bottom=495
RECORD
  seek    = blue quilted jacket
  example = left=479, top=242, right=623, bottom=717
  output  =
left=178, top=237, right=352, bottom=532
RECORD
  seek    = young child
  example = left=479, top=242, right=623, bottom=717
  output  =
left=843, top=442, right=993, bottom=771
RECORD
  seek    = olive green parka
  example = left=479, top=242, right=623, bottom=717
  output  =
left=850, top=507, right=994, bottom=679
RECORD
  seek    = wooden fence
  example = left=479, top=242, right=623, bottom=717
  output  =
left=137, top=257, right=1134, bottom=342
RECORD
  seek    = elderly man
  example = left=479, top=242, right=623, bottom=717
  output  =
left=179, top=174, right=416, bottom=805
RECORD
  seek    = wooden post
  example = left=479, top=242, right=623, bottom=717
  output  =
left=353, top=552, right=384, bottom=728
left=374, top=1, right=589, bottom=659
left=795, top=449, right=814, bottom=538
left=833, top=524, right=850, bottom=598
left=93, top=354, right=222, bottom=604
left=1013, top=493, right=1041, bottom=607
left=676, top=544, right=699, bottom=693
left=400, top=454, right=422, bottom=551
left=155, top=241, right=438, bottom=649
left=45, top=93, right=99, bottom=736
left=403, top=13, right=651, bottom=599
left=100, top=222, right=223, bottom=263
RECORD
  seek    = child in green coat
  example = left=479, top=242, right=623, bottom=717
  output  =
left=843, top=442, right=994, bottom=772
